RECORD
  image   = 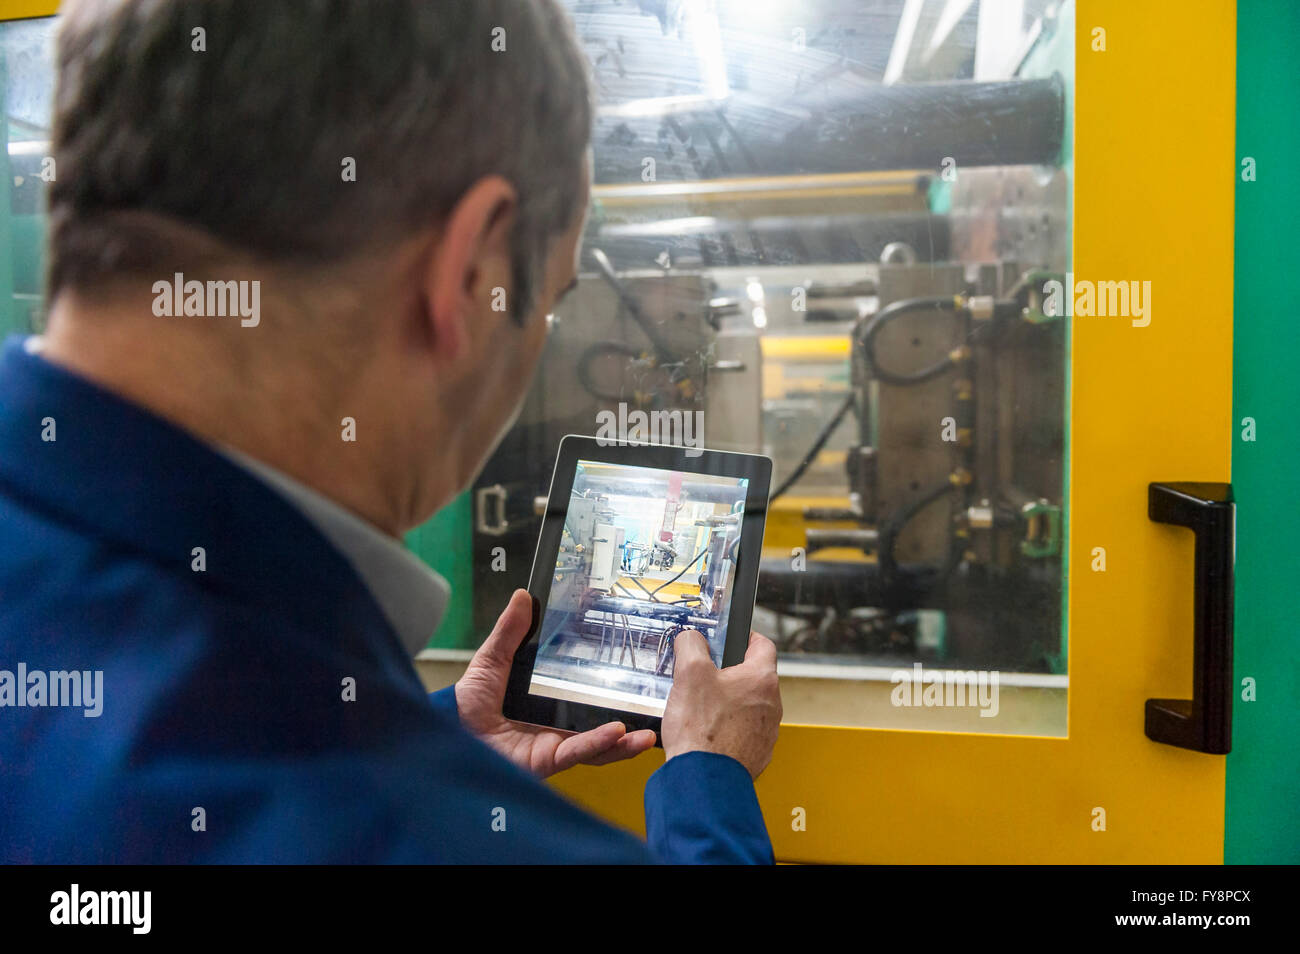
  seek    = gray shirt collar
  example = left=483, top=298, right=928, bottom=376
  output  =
left=216, top=445, right=450, bottom=656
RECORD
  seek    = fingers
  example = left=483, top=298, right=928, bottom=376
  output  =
left=473, top=589, right=535, bottom=670
left=673, top=629, right=714, bottom=669
left=551, top=722, right=629, bottom=773
left=579, top=729, right=658, bottom=767
left=742, top=630, right=777, bottom=669
left=552, top=724, right=657, bottom=772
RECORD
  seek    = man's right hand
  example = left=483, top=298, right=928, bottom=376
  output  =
left=660, top=629, right=782, bottom=780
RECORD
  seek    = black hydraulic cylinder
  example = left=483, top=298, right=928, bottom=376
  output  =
left=594, top=76, right=1066, bottom=183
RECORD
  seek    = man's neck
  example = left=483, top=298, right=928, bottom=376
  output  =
left=37, top=296, right=427, bottom=537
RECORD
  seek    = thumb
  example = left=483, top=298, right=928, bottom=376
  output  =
left=673, top=629, right=714, bottom=669
left=472, top=589, right=536, bottom=673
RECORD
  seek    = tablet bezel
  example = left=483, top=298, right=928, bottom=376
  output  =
left=502, top=434, right=772, bottom=740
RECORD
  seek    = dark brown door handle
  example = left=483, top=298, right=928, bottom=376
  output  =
left=1146, top=482, right=1234, bottom=754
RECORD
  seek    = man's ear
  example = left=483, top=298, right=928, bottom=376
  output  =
left=423, top=175, right=518, bottom=363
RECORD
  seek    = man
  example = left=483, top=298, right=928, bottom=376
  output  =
left=0, top=0, right=781, bottom=863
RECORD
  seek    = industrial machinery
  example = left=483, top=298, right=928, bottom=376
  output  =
left=471, top=0, right=1073, bottom=689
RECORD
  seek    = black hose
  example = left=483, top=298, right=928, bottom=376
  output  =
left=628, top=576, right=658, bottom=601
left=650, top=544, right=710, bottom=597
left=878, top=478, right=959, bottom=585
left=577, top=340, right=644, bottom=402
left=589, top=248, right=681, bottom=364
left=770, top=390, right=856, bottom=502
left=856, top=296, right=966, bottom=386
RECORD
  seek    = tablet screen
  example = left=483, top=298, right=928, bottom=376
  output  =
left=527, top=459, right=750, bottom=717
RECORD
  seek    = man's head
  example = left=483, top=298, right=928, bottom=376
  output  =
left=43, top=0, right=593, bottom=532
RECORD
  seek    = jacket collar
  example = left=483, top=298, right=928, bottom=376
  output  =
left=0, top=335, right=407, bottom=660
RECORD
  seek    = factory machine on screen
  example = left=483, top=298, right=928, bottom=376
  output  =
left=528, top=460, right=749, bottom=716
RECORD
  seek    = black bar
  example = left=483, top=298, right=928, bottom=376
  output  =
left=1146, top=482, right=1235, bottom=754
left=593, top=76, right=1066, bottom=183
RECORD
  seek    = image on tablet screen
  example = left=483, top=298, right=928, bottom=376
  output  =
left=529, top=459, right=748, bottom=717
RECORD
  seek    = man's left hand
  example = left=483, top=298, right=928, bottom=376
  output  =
left=454, top=589, right=658, bottom=777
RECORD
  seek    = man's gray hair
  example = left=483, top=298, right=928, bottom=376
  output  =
left=48, top=0, right=593, bottom=320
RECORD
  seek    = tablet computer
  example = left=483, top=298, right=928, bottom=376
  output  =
left=503, top=435, right=771, bottom=740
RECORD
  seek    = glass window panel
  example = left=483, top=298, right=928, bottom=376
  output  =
left=468, top=0, right=1074, bottom=735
